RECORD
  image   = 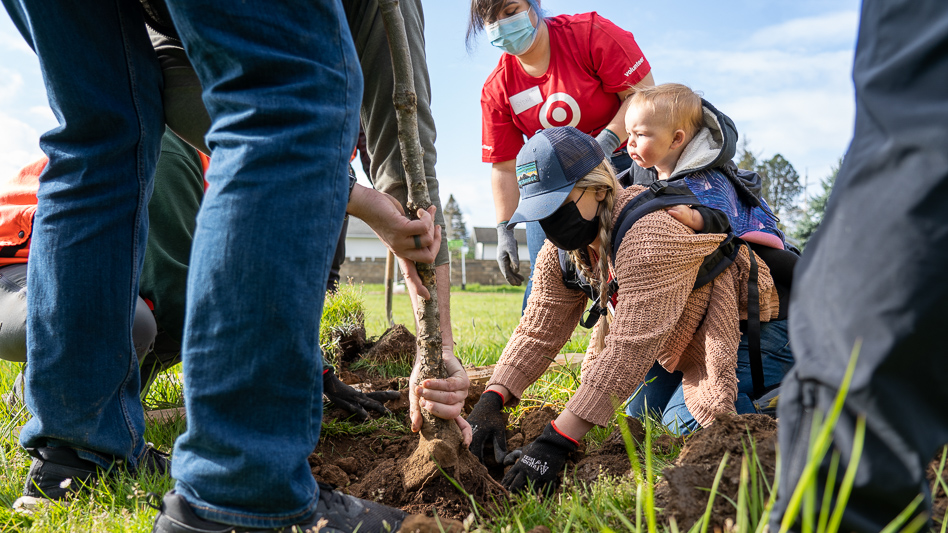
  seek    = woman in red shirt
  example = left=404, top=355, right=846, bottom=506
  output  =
left=468, top=0, right=655, bottom=309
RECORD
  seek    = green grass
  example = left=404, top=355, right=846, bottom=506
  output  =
left=0, top=291, right=943, bottom=532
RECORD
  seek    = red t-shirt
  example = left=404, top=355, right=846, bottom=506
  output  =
left=481, top=12, right=650, bottom=163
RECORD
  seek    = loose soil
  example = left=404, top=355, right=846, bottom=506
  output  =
left=314, top=325, right=948, bottom=528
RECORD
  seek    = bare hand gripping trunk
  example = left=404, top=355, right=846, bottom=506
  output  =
left=378, top=0, right=450, bottom=434
left=379, top=3, right=507, bottom=502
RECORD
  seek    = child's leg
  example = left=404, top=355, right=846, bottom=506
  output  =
left=625, top=361, right=683, bottom=421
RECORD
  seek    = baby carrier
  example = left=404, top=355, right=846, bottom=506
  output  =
left=558, top=159, right=793, bottom=403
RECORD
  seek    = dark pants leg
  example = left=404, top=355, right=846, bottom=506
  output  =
left=771, top=1, right=948, bottom=530
left=327, top=217, right=348, bottom=293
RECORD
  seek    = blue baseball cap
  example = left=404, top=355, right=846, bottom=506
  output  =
left=507, top=127, right=605, bottom=228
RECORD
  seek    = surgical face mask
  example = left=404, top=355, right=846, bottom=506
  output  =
left=539, top=191, right=601, bottom=251
left=485, top=7, right=538, bottom=56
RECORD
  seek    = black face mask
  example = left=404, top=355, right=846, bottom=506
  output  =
left=539, top=190, right=601, bottom=251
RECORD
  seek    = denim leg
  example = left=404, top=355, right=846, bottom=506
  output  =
left=162, top=0, right=362, bottom=527
left=2, top=0, right=163, bottom=468
left=735, top=319, right=794, bottom=413
left=660, top=386, right=700, bottom=437
left=624, top=361, right=682, bottom=420
left=522, top=220, right=546, bottom=312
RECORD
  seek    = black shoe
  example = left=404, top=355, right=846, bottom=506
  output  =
left=151, top=483, right=406, bottom=533
left=14, top=446, right=101, bottom=510
left=3, top=371, right=24, bottom=409
left=136, top=443, right=172, bottom=477
left=14, top=444, right=172, bottom=512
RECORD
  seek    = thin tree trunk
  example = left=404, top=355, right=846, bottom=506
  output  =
left=384, top=250, right=395, bottom=327
left=378, top=0, right=450, bottom=436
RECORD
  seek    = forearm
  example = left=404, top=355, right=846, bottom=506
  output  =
left=601, top=90, right=635, bottom=145
left=488, top=244, right=586, bottom=398
left=554, top=409, right=595, bottom=442
left=491, top=160, right=519, bottom=224
left=407, top=262, right=453, bottom=359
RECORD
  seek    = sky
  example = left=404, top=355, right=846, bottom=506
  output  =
left=0, top=0, right=861, bottom=230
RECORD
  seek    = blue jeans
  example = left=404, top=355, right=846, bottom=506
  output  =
left=3, top=0, right=361, bottom=527
left=522, top=221, right=547, bottom=312
left=164, top=0, right=360, bottom=527
left=625, top=320, right=794, bottom=435
left=4, top=0, right=164, bottom=470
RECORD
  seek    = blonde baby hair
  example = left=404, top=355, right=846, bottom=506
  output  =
left=629, top=83, right=704, bottom=139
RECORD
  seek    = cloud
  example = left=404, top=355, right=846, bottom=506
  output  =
left=0, top=67, right=23, bottom=102
left=0, top=113, right=43, bottom=180
left=643, top=9, right=858, bottom=192
left=0, top=26, right=32, bottom=54
left=747, top=11, right=860, bottom=53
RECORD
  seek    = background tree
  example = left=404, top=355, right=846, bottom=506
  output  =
left=442, top=194, right=468, bottom=242
left=737, top=138, right=759, bottom=173
left=758, top=154, right=803, bottom=231
left=791, top=157, right=841, bottom=249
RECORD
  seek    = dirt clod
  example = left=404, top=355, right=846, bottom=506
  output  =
left=365, top=324, right=416, bottom=364
left=399, top=514, right=465, bottom=533
left=657, top=413, right=778, bottom=530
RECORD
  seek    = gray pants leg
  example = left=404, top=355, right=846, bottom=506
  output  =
left=0, top=263, right=156, bottom=363
left=0, top=264, right=28, bottom=363
left=771, top=1, right=948, bottom=531
left=342, top=0, right=448, bottom=266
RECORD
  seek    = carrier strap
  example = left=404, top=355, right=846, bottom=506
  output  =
left=744, top=244, right=764, bottom=399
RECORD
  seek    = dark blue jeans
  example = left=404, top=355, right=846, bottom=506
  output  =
left=2, top=0, right=362, bottom=527
left=625, top=320, right=794, bottom=435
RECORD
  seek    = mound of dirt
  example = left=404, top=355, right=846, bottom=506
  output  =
left=331, top=325, right=367, bottom=363
left=572, top=417, right=686, bottom=485
left=365, top=324, right=416, bottom=364
left=312, top=382, right=505, bottom=521
left=656, top=413, right=778, bottom=530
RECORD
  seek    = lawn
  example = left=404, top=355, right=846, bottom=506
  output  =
left=0, top=284, right=941, bottom=532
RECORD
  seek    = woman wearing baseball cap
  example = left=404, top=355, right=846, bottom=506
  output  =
left=465, top=126, right=780, bottom=495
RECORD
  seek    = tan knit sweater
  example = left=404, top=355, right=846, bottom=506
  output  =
left=488, top=186, right=780, bottom=427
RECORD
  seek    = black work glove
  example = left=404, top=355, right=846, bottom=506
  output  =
left=502, top=421, right=578, bottom=495
left=466, top=390, right=508, bottom=466
left=322, top=366, right=401, bottom=422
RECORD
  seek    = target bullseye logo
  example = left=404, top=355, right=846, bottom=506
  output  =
left=538, top=92, right=581, bottom=129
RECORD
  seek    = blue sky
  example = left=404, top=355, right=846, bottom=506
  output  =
left=0, top=0, right=861, bottom=228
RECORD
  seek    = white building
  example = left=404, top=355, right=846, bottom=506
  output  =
left=471, top=226, right=529, bottom=261
left=343, top=217, right=388, bottom=260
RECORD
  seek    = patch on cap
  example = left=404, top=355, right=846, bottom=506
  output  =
left=516, top=161, right=539, bottom=188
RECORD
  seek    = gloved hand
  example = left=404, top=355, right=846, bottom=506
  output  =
left=466, top=390, right=508, bottom=466
left=502, top=421, right=578, bottom=494
left=496, top=223, right=524, bottom=286
left=322, top=366, right=401, bottom=422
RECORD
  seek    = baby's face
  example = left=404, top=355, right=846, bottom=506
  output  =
left=625, top=103, right=678, bottom=170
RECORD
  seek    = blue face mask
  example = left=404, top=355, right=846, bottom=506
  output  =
left=485, top=7, right=538, bottom=56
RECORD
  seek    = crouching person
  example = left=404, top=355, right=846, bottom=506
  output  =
left=466, top=124, right=780, bottom=495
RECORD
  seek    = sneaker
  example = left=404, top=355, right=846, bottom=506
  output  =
left=3, top=371, right=24, bottom=409
left=14, top=446, right=101, bottom=511
left=151, top=483, right=407, bottom=533
left=14, top=443, right=172, bottom=512
left=137, top=443, right=172, bottom=477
